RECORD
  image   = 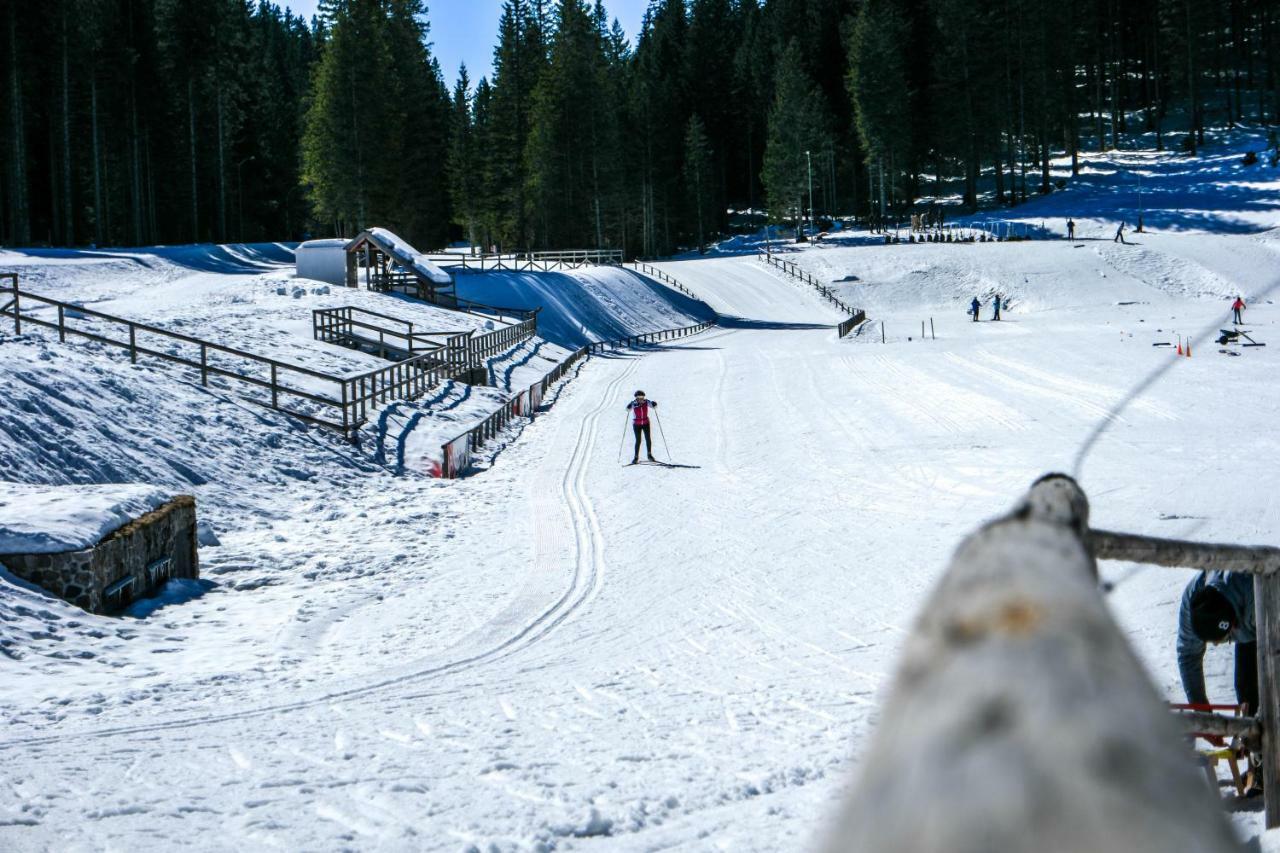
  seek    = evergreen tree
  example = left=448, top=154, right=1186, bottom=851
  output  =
left=763, top=41, right=828, bottom=232
left=847, top=0, right=912, bottom=218
left=448, top=65, right=478, bottom=248
left=683, top=114, right=713, bottom=253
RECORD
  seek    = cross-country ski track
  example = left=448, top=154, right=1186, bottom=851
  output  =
left=2, top=244, right=1277, bottom=849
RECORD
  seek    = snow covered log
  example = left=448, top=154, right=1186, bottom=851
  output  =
left=821, top=475, right=1240, bottom=853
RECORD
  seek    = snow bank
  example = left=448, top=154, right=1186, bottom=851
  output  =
left=0, top=483, right=171, bottom=554
left=454, top=265, right=714, bottom=348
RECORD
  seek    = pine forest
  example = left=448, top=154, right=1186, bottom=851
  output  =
left=3, top=0, right=1280, bottom=257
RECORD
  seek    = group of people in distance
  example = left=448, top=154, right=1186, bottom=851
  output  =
left=969, top=294, right=1004, bottom=322
left=1062, top=218, right=1133, bottom=244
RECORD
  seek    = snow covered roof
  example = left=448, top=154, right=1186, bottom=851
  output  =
left=0, top=483, right=174, bottom=554
left=348, top=227, right=453, bottom=286
left=296, top=239, right=349, bottom=251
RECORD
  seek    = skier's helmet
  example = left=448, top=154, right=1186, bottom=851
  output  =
left=635, top=390, right=645, bottom=398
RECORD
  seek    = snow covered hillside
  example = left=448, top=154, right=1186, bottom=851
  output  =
left=3, top=136, right=1280, bottom=850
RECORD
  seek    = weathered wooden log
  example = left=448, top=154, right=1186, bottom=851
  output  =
left=1091, top=529, right=1280, bottom=575
left=822, top=475, right=1241, bottom=853
left=1173, top=709, right=1261, bottom=742
left=1256, top=573, right=1280, bottom=826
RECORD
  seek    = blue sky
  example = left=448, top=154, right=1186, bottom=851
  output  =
left=283, top=1, right=650, bottom=89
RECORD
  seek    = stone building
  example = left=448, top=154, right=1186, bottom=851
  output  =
left=0, top=485, right=199, bottom=614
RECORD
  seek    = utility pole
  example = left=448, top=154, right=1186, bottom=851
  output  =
left=1136, top=172, right=1144, bottom=233
left=805, top=149, right=814, bottom=239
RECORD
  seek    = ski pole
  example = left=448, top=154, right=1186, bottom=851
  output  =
left=618, top=412, right=630, bottom=463
left=654, top=408, right=672, bottom=462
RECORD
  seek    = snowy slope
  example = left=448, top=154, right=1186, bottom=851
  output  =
left=453, top=264, right=714, bottom=348
left=3, top=136, right=1280, bottom=850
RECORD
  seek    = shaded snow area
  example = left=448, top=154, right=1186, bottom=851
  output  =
left=0, top=483, right=170, bottom=553
left=3, top=134, right=1280, bottom=851
left=453, top=264, right=715, bottom=348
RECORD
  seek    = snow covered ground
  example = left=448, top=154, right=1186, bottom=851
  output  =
left=3, top=135, right=1280, bottom=850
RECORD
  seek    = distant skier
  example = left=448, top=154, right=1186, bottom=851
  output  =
left=992, top=294, right=1002, bottom=321
left=627, top=390, right=658, bottom=464
left=970, top=297, right=981, bottom=322
left=1232, top=295, right=1246, bottom=324
left=1066, top=218, right=1076, bottom=240
left=1114, top=222, right=1128, bottom=244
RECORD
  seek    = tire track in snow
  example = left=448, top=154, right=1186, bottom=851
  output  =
left=0, top=357, right=639, bottom=751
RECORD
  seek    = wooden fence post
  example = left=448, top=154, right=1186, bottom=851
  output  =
left=129, top=324, right=137, bottom=363
left=200, top=344, right=208, bottom=386
left=821, top=475, right=1241, bottom=853
left=270, top=364, right=279, bottom=409
left=57, top=305, right=65, bottom=342
left=1253, top=569, right=1280, bottom=827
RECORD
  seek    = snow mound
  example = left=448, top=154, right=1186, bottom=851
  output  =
left=0, top=483, right=171, bottom=554
left=454, top=265, right=714, bottom=348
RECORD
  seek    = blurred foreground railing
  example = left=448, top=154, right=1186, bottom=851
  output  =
left=823, top=475, right=1249, bottom=853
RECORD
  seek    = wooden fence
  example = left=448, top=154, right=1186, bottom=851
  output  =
left=469, top=316, right=539, bottom=363
left=628, top=261, right=704, bottom=301
left=586, top=319, right=717, bottom=354
left=822, top=474, right=1268, bottom=852
left=1, top=279, right=447, bottom=442
left=758, top=251, right=860, bottom=316
left=313, top=306, right=458, bottom=358
left=836, top=311, right=867, bottom=339
left=419, top=249, right=624, bottom=273
left=315, top=305, right=538, bottom=378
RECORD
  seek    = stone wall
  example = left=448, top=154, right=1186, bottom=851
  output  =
left=1, top=495, right=198, bottom=614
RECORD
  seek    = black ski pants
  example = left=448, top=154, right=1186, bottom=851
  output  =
left=632, top=423, right=652, bottom=459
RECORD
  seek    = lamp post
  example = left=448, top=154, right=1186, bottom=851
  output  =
left=1136, top=172, right=1144, bottom=233
left=236, top=156, right=255, bottom=242
left=805, top=149, right=814, bottom=240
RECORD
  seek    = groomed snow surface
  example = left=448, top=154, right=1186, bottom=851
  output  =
left=3, top=134, right=1280, bottom=850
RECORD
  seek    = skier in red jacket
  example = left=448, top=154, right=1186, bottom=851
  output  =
left=626, top=391, right=658, bottom=464
left=1232, top=295, right=1246, bottom=325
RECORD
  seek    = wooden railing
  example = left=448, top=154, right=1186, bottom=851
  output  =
left=469, top=315, right=538, bottom=363
left=822, top=474, right=1253, bottom=852
left=0, top=279, right=448, bottom=442
left=586, top=319, right=717, bottom=354
left=419, top=249, right=624, bottom=273
left=628, top=261, right=704, bottom=302
left=837, top=311, right=867, bottom=339
left=758, top=251, right=860, bottom=316
left=313, top=306, right=459, bottom=358
left=465, top=346, right=590, bottom=451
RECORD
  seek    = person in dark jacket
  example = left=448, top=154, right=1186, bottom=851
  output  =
left=970, top=297, right=981, bottom=322
left=992, top=294, right=1002, bottom=321
left=626, top=390, right=658, bottom=464
left=1067, top=218, right=1076, bottom=240
left=1177, top=571, right=1257, bottom=715
left=1114, top=222, right=1128, bottom=244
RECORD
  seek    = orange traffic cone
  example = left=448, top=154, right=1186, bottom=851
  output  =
left=1186, top=340, right=1192, bottom=357
left=1177, top=337, right=1183, bottom=356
